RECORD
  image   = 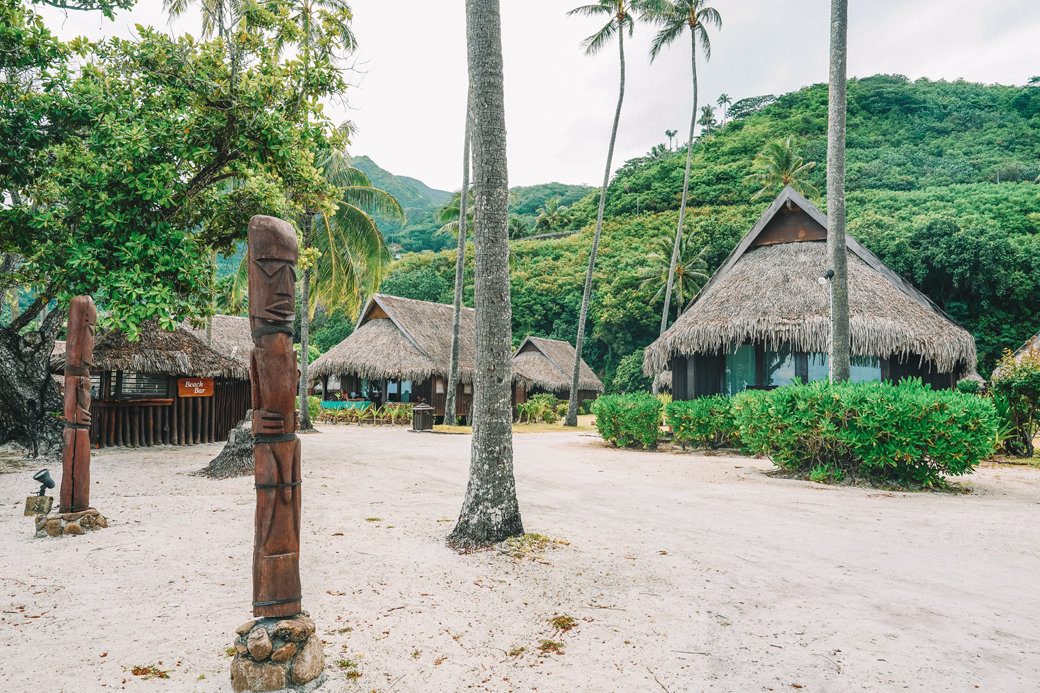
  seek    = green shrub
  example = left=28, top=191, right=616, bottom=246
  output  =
left=591, top=393, right=663, bottom=449
left=665, top=396, right=739, bottom=449
left=516, top=393, right=562, bottom=424
left=990, top=347, right=1040, bottom=457
left=956, top=379, right=982, bottom=395
left=579, top=398, right=595, bottom=415
left=731, top=379, right=997, bottom=487
left=296, top=395, right=322, bottom=422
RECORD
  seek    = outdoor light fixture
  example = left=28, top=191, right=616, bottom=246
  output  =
left=32, top=468, right=55, bottom=497
left=818, top=269, right=835, bottom=285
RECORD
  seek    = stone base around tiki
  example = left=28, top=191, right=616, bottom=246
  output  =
left=33, top=509, right=108, bottom=538
left=231, top=614, right=325, bottom=693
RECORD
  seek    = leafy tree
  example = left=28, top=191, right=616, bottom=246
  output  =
left=645, top=0, right=721, bottom=345
left=534, top=197, right=571, bottom=234
left=449, top=0, right=523, bottom=548
left=564, top=0, right=655, bottom=426
left=508, top=216, right=530, bottom=239
left=639, top=232, right=709, bottom=321
left=380, top=265, right=451, bottom=304
left=611, top=348, right=651, bottom=393
left=744, top=136, right=819, bottom=200
left=0, top=0, right=343, bottom=455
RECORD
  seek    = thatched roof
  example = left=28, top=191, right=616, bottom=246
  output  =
left=992, top=328, right=1040, bottom=380
left=309, top=294, right=478, bottom=383
left=512, top=336, right=604, bottom=394
left=51, top=320, right=249, bottom=380
left=654, top=370, right=671, bottom=392
left=182, top=315, right=252, bottom=365
left=645, top=187, right=977, bottom=376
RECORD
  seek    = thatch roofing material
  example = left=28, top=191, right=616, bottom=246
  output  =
left=512, top=336, right=604, bottom=393
left=51, top=321, right=249, bottom=380
left=310, top=294, right=478, bottom=383
left=992, top=328, right=1040, bottom=380
left=644, top=187, right=976, bottom=376
left=182, top=315, right=252, bottom=366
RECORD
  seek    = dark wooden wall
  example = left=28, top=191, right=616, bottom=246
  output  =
left=89, top=375, right=250, bottom=448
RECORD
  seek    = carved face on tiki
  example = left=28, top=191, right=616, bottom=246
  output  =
left=65, top=296, right=97, bottom=369
left=248, top=216, right=299, bottom=327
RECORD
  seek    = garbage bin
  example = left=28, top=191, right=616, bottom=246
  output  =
left=411, top=403, right=435, bottom=432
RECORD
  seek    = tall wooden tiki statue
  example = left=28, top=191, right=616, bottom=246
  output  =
left=60, top=296, right=97, bottom=513
left=247, top=215, right=303, bottom=619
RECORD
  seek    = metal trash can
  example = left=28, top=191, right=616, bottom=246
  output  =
left=411, top=403, right=435, bottom=432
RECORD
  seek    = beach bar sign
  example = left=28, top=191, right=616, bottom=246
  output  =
left=178, top=377, right=214, bottom=398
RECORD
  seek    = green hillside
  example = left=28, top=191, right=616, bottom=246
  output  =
left=382, top=75, right=1040, bottom=384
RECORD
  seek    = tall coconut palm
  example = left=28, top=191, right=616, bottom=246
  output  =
left=645, top=0, right=721, bottom=340
left=534, top=197, right=570, bottom=233
left=639, top=232, right=710, bottom=320
left=449, top=0, right=524, bottom=548
left=744, top=136, right=819, bottom=201
left=445, top=100, right=472, bottom=424
left=827, top=0, right=851, bottom=382
left=436, top=190, right=476, bottom=238
left=698, top=104, right=717, bottom=133
left=665, top=128, right=678, bottom=149
left=564, top=0, right=654, bottom=426
left=716, top=92, right=731, bottom=125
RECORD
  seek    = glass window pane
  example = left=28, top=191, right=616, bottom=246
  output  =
left=387, top=380, right=399, bottom=395
left=725, top=345, right=756, bottom=396
left=850, top=355, right=882, bottom=383
left=121, top=373, right=168, bottom=397
left=765, top=346, right=796, bottom=387
left=401, top=381, right=412, bottom=403
left=808, top=352, right=829, bottom=381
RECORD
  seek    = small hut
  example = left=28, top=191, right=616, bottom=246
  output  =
left=310, top=294, right=479, bottom=416
left=183, top=314, right=253, bottom=366
left=511, top=336, right=603, bottom=404
left=644, top=187, right=977, bottom=399
left=52, top=321, right=251, bottom=448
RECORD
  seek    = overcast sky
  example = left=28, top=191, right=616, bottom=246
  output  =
left=40, top=0, right=1040, bottom=191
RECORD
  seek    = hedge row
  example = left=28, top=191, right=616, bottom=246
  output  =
left=732, top=379, right=997, bottom=486
left=592, top=380, right=998, bottom=486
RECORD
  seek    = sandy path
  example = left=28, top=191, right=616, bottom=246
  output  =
left=1, top=426, right=1039, bottom=692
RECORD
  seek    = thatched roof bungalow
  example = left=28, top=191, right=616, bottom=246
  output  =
left=310, top=294, right=481, bottom=416
left=644, top=187, right=977, bottom=398
left=182, top=314, right=253, bottom=367
left=51, top=321, right=250, bottom=448
left=511, top=336, right=603, bottom=403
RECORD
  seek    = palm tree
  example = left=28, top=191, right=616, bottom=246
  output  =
left=445, top=100, right=471, bottom=425
left=744, top=136, right=819, bottom=201
left=564, top=0, right=654, bottom=426
left=716, top=92, right=731, bottom=125
left=826, top=0, right=851, bottom=382
left=534, top=197, right=570, bottom=233
left=698, top=104, right=717, bottom=133
left=436, top=190, right=475, bottom=238
left=639, top=233, right=710, bottom=321
left=508, top=216, right=530, bottom=239
left=645, top=0, right=721, bottom=341
left=449, top=0, right=524, bottom=548
left=665, top=128, right=678, bottom=149
left=164, top=0, right=242, bottom=40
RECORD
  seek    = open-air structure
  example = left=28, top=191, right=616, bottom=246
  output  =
left=644, top=187, right=977, bottom=399
left=309, top=293, right=479, bottom=416
left=511, top=335, right=603, bottom=404
left=51, top=320, right=251, bottom=448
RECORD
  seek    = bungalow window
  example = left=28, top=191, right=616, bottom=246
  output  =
left=463, top=382, right=472, bottom=395
left=120, top=373, right=169, bottom=398
left=850, top=355, right=881, bottom=383
left=765, top=346, right=796, bottom=387
left=400, top=380, right=412, bottom=403
left=725, top=345, right=756, bottom=396
left=807, top=353, right=829, bottom=381
left=435, top=378, right=445, bottom=395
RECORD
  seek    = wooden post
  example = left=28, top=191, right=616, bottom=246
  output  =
left=59, top=296, right=96, bottom=512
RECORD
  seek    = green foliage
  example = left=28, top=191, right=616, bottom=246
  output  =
left=611, top=348, right=651, bottom=393
left=296, top=395, right=321, bottom=422
left=956, top=379, right=982, bottom=395
left=990, top=347, right=1040, bottom=457
left=665, top=395, right=738, bottom=449
left=732, top=379, right=998, bottom=487
left=380, top=265, right=452, bottom=304
left=516, top=393, right=562, bottom=424
left=591, top=393, right=663, bottom=449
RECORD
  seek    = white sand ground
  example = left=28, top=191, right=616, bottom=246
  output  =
left=2, top=426, right=1040, bottom=693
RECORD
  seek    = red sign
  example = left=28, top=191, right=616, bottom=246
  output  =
left=178, top=377, right=214, bottom=398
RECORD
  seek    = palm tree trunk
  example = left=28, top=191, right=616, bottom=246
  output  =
left=445, top=94, right=472, bottom=424
left=297, top=212, right=315, bottom=431
left=658, top=32, right=699, bottom=340
left=826, top=0, right=850, bottom=382
left=565, top=24, right=627, bottom=427
left=448, top=0, right=523, bottom=548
